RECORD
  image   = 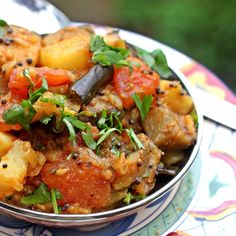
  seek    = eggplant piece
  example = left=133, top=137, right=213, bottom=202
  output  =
left=70, top=64, right=114, bottom=105
left=156, top=163, right=179, bottom=176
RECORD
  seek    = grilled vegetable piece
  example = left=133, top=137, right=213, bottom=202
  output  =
left=0, top=140, right=46, bottom=199
left=40, top=26, right=91, bottom=71
left=71, top=64, right=114, bottom=105
left=143, top=105, right=196, bottom=150
left=159, top=80, right=193, bottom=115
left=0, top=25, right=41, bottom=79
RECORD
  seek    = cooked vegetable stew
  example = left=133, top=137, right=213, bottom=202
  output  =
left=0, top=21, right=197, bottom=214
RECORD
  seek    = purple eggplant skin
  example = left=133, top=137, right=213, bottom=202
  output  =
left=70, top=64, right=114, bottom=105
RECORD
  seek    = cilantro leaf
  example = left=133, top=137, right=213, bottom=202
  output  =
left=132, top=93, right=153, bottom=121
left=126, top=128, right=144, bottom=150
left=64, top=116, right=88, bottom=130
left=62, top=116, right=87, bottom=141
left=3, top=77, right=48, bottom=131
left=40, top=115, right=53, bottom=125
left=97, top=128, right=120, bottom=146
left=23, top=68, right=35, bottom=90
left=123, top=192, right=146, bottom=205
left=51, top=189, right=60, bottom=214
left=190, top=110, right=198, bottom=126
left=90, top=34, right=105, bottom=51
left=41, top=94, right=66, bottom=109
left=3, top=102, right=36, bottom=131
left=97, top=110, right=108, bottom=129
left=63, top=117, right=77, bottom=141
left=21, top=183, right=51, bottom=205
left=29, top=78, right=48, bottom=104
left=90, top=34, right=131, bottom=67
left=81, top=129, right=97, bottom=150
left=151, top=49, right=172, bottom=78
left=135, top=47, right=155, bottom=68
left=135, top=46, right=172, bottom=78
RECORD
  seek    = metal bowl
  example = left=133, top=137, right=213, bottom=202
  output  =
left=0, top=26, right=203, bottom=227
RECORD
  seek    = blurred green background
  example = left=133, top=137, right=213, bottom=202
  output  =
left=48, top=0, right=236, bottom=92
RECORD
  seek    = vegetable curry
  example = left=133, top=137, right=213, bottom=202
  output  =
left=0, top=20, right=197, bottom=214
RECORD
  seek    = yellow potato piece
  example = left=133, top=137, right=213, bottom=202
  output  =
left=0, top=140, right=46, bottom=199
left=40, top=35, right=91, bottom=71
left=0, top=132, right=15, bottom=157
left=103, top=33, right=126, bottom=49
left=160, top=80, right=193, bottom=115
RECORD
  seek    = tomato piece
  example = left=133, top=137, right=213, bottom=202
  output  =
left=0, top=122, right=22, bottom=132
left=8, top=67, right=72, bottom=99
left=113, top=57, right=160, bottom=109
left=36, top=67, right=72, bottom=86
left=41, top=151, right=112, bottom=211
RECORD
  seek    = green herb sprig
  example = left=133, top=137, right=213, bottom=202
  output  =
left=135, top=46, right=171, bottom=78
left=90, top=34, right=131, bottom=68
left=3, top=75, right=48, bottom=131
left=132, top=93, right=153, bottom=121
left=21, top=183, right=62, bottom=214
left=123, top=192, right=146, bottom=205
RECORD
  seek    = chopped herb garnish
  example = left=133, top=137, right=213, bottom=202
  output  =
left=81, top=129, right=97, bottom=150
left=190, top=110, right=198, bottom=126
left=51, top=189, right=61, bottom=214
left=90, top=34, right=131, bottom=67
left=40, top=115, right=53, bottom=125
left=3, top=104, right=32, bottom=131
left=135, top=46, right=172, bottom=78
left=63, top=117, right=77, bottom=141
left=64, top=116, right=88, bottom=130
left=97, top=128, right=120, bottom=146
left=3, top=78, right=48, bottom=131
left=41, top=94, right=66, bottom=109
left=41, top=94, right=88, bottom=142
left=132, top=93, right=153, bottom=121
left=97, top=110, right=108, bottom=129
left=29, top=77, right=48, bottom=103
left=21, top=183, right=51, bottom=205
left=23, top=68, right=35, bottom=90
left=123, top=192, right=146, bottom=205
left=21, top=183, right=62, bottom=213
left=125, top=128, right=144, bottom=150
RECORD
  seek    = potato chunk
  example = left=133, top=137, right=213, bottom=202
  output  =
left=159, top=80, right=193, bottom=115
left=40, top=27, right=91, bottom=71
left=0, top=132, right=15, bottom=157
left=0, top=140, right=46, bottom=199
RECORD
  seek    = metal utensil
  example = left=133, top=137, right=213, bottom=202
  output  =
left=193, top=87, right=236, bottom=130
